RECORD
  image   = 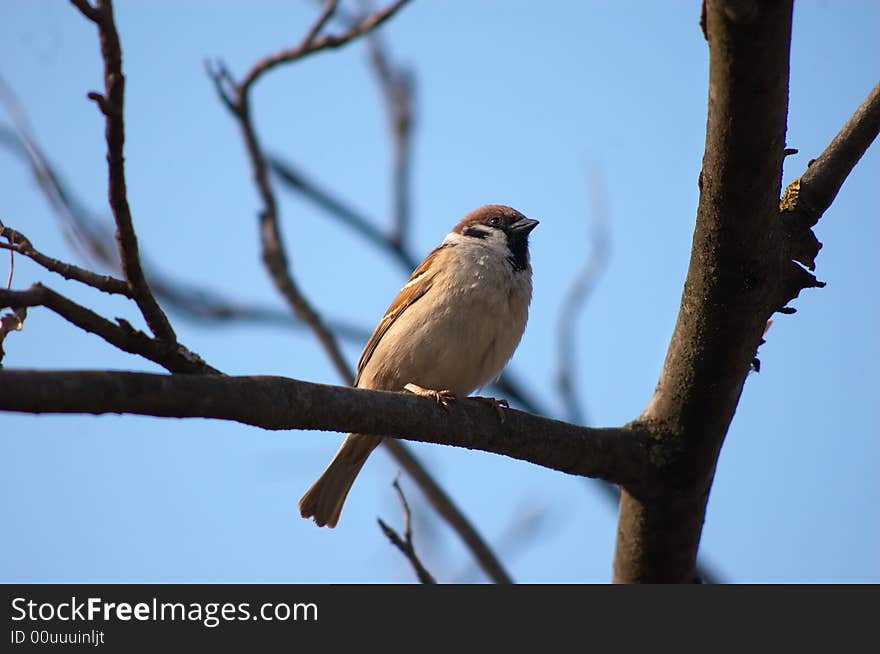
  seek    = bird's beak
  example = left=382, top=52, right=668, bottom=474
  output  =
left=509, top=218, right=539, bottom=234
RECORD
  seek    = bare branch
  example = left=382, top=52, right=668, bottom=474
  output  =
left=614, top=0, right=797, bottom=584
left=147, top=273, right=371, bottom=342
left=363, top=14, right=415, bottom=247
left=302, top=0, right=339, bottom=48
left=267, top=155, right=418, bottom=269
left=779, top=81, right=880, bottom=272
left=380, top=439, right=513, bottom=584
left=70, top=0, right=176, bottom=342
left=555, top=169, right=611, bottom=425
left=0, top=222, right=131, bottom=296
left=69, top=0, right=101, bottom=23
left=378, top=477, right=436, bottom=584
left=0, top=369, right=649, bottom=487
left=453, top=502, right=549, bottom=583
left=237, top=0, right=412, bottom=92
left=4, top=250, right=11, bottom=289
left=0, top=285, right=217, bottom=375
left=204, top=1, right=403, bottom=383
left=0, top=123, right=369, bottom=340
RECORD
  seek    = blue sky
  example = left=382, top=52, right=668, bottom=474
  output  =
left=1, top=1, right=877, bottom=583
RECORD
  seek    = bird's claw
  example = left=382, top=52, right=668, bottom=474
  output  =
left=471, top=396, right=510, bottom=422
left=404, top=383, right=457, bottom=410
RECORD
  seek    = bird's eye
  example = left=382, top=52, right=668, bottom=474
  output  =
left=489, top=216, right=501, bottom=227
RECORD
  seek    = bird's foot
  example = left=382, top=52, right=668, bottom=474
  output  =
left=470, top=395, right=510, bottom=422
left=404, top=383, right=457, bottom=409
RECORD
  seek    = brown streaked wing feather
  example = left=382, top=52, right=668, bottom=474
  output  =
left=354, top=245, right=447, bottom=386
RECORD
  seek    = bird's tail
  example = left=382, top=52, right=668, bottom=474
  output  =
left=298, top=433, right=382, bottom=528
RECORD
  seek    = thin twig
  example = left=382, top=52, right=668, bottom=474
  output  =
left=267, top=155, right=418, bottom=269
left=361, top=4, right=414, bottom=248
left=0, top=222, right=131, bottom=296
left=0, top=123, right=369, bottom=339
left=237, top=0, right=412, bottom=92
left=0, top=284, right=217, bottom=375
left=203, top=0, right=409, bottom=383
left=302, top=0, right=339, bottom=48
left=555, top=167, right=611, bottom=425
left=0, top=78, right=118, bottom=270
left=5, top=242, right=13, bottom=290
left=381, top=438, right=514, bottom=584
left=70, top=0, right=177, bottom=342
left=377, top=477, right=437, bottom=584
left=453, top=502, right=550, bottom=583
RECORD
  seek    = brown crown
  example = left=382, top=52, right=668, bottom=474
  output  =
left=451, top=205, right=528, bottom=233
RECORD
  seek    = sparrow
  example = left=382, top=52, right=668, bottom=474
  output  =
left=299, top=204, right=539, bottom=527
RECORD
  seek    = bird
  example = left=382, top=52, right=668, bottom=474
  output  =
left=298, top=204, right=539, bottom=527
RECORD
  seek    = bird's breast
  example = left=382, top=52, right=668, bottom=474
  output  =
left=359, top=250, right=532, bottom=395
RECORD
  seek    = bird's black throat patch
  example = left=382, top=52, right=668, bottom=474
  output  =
left=505, top=231, right=530, bottom=272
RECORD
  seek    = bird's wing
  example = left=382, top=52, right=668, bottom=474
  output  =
left=354, top=245, right=447, bottom=386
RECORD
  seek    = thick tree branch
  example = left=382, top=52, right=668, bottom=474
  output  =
left=0, top=369, right=650, bottom=487
left=70, top=0, right=176, bottom=343
left=614, top=0, right=796, bottom=583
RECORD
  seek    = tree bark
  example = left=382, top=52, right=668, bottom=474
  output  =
left=0, top=369, right=650, bottom=486
left=613, top=0, right=794, bottom=583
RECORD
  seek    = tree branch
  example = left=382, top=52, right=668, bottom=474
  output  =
left=795, top=81, right=880, bottom=225
left=0, top=369, right=650, bottom=487
left=202, top=0, right=411, bottom=383
left=70, top=0, right=177, bottom=342
left=268, top=154, right=418, bottom=268
left=0, top=222, right=131, bottom=296
left=377, top=477, right=436, bottom=584
left=380, top=438, right=513, bottom=584
left=614, top=0, right=796, bottom=583
left=0, top=285, right=217, bottom=375
left=779, top=81, right=880, bottom=272
left=237, top=0, right=412, bottom=91
left=362, top=16, right=414, bottom=248
left=555, top=169, right=610, bottom=426
left=0, top=124, right=369, bottom=341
